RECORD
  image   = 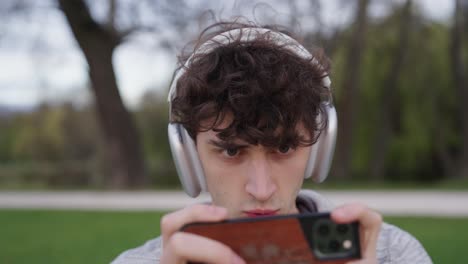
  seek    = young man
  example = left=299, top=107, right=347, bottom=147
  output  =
left=112, top=22, right=432, bottom=264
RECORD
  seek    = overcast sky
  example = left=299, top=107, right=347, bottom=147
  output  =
left=0, top=0, right=455, bottom=110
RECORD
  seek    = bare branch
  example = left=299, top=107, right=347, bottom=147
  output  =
left=58, top=0, right=121, bottom=48
left=106, top=0, right=117, bottom=32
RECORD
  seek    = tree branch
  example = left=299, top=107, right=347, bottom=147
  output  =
left=58, top=0, right=121, bottom=50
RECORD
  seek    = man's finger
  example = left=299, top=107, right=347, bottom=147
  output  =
left=161, top=204, right=228, bottom=244
left=162, top=232, right=245, bottom=264
left=331, top=203, right=382, bottom=260
left=332, top=203, right=382, bottom=229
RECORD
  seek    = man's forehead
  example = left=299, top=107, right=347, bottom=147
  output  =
left=198, top=121, right=310, bottom=142
left=195, top=110, right=313, bottom=147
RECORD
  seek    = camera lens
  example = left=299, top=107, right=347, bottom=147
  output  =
left=317, top=224, right=330, bottom=237
left=328, top=240, right=340, bottom=252
left=336, top=224, right=349, bottom=234
left=318, top=242, right=327, bottom=252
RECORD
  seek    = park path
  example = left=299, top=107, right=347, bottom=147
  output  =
left=0, top=190, right=467, bottom=217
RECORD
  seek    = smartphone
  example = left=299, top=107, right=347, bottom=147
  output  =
left=181, top=212, right=361, bottom=264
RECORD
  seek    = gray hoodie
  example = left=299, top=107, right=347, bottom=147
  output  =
left=111, top=190, right=433, bottom=264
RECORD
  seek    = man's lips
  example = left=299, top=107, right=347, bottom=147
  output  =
left=243, top=209, right=279, bottom=217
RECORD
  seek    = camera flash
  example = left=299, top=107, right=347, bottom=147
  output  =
left=343, top=240, right=352, bottom=249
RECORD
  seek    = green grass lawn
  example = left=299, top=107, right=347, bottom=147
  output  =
left=0, top=210, right=466, bottom=264
left=385, top=216, right=468, bottom=264
left=0, top=210, right=166, bottom=264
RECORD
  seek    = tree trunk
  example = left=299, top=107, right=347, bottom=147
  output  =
left=434, top=111, right=456, bottom=178
left=58, top=0, right=148, bottom=187
left=450, top=0, right=468, bottom=178
left=332, top=0, right=370, bottom=180
left=369, top=0, right=412, bottom=181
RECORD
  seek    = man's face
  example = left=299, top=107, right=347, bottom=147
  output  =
left=196, top=118, right=311, bottom=218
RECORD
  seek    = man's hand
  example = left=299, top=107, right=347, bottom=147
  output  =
left=160, top=204, right=246, bottom=264
left=331, top=203, right=382, bottom=264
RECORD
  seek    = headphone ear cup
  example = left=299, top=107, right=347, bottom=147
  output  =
left=304, top=104, right=338, bottom=182
left=168, top=124, right=207, bottom=197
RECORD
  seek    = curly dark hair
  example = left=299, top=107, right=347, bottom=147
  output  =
left=170, top=20, right=331, bottom=148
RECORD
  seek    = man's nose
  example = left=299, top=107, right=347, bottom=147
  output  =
left=245, top=156, right=277, bottom=202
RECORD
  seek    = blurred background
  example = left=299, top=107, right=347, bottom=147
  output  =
left=1, top=0, right=467, bottom=189
left=0, top=0, right=468, bottom=263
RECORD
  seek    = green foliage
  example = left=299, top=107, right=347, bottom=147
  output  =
left=0, top=118, right=16, bottom=162
left=0, top=103, right=104, bottom=187
left=331, top=5, right=462, bottom=181
left=7, top=103, right=101, bottom=162
left=387, top=22, right=453, bottom=181
left=136, top=91, right=180, bottom=187
left=1, top=3, right=467, bottom=188
left=0, top=95, right=182, bottom=188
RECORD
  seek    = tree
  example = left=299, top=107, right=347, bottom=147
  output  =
left=332, top=0, right=370, bottom=180
left=368, top=0, right=412, bottom=180
left=58, top=0, right=147, bottom=187
left=450, top=0, right=468, bottom=178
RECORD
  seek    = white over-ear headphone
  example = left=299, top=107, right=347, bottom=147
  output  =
left=167, top=28, right=337, bottom=197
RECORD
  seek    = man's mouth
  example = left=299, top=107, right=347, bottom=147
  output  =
left=243, top=209, right=279, bottom=217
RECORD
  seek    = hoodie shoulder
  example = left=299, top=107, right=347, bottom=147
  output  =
left=377, top=223, right=433, bottom=264
left=111, top=236, right=162, bottom=264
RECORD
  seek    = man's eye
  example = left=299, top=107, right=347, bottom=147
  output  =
left=224, top=148, right=239, bottom=157
left=278, top=145, right=292, bottom=154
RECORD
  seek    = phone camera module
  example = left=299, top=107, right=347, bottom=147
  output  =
left=307, top=215, right=360, bottom=261
left=318, top=224, right=330, bottom=237
left=336, top=224, right=349, bottom=234
left=328, top=240, right=340, bottom=252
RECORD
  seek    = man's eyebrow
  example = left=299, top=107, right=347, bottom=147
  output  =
left=208, top=139, right=249, bottom=149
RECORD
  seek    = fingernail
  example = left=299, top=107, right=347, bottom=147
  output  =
left=231, top=254, right=245, bottom=264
